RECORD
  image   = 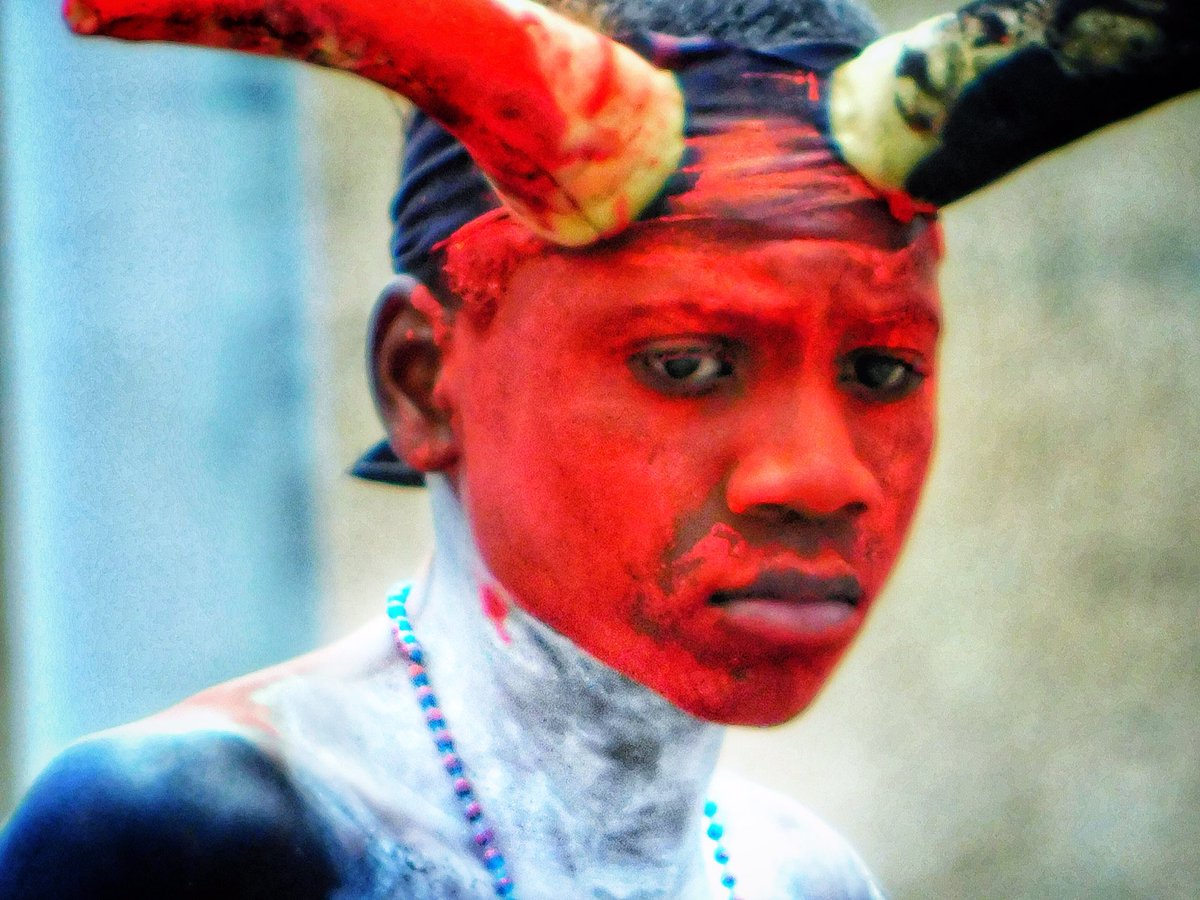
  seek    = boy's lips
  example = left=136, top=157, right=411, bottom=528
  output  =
left=708, top=568, right=865, bottom=647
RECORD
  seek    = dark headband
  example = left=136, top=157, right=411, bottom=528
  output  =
left=390, top=34, right=932, bottom=283
left=359, top=33, right=936, bottom=486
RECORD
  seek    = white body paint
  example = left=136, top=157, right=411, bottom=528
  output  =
left=132, top=476, right=884, bottom=897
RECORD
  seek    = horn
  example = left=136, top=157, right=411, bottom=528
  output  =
left=64, top=0, right=685, bottom=247
left=829, top=0, right=1198, bottom=206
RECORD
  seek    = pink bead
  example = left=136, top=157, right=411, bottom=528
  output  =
left=483, top=846, right=500, bottom=861
left=407, top=663, right=426, bottom=678
left=416, top=685, right=434, bottom=701
left=425, top=707, right=443, bottom=723
left=465, top=801, right=483, bottom=820
left=473, top=827, right=495, bottom=846
left=453, top=777, right=471, bottom=795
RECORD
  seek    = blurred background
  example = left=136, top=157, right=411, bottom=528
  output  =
left=1, top=0, right=1198, bottom=896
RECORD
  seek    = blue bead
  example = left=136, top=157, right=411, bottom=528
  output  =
left=486, top=854, right=507, bottom=871
left=412, top=673, right=429, bottom=687
left=495, top=882, right=515, bottom=897
left=703, top=800, right=717, bottom=817
left=721, top=874, right=736, bottom=888
left=409, top=648, right=425, bottom=663
left=420, top=695, right=437, bottom=709
left=714, top=848, right=729, bottom=864
left=437, top=739, right=454, bottom=752
left=706, top=823, right=724, bottom=840
left=402, top=633, right=417, bottom=644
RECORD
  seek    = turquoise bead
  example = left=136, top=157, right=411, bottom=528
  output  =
left=387, top=584, right=737, bottom=900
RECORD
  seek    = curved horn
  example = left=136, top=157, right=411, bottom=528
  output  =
left=829, top=0, right=1199, bottom=206
left=64, top=0, right=685, bottom=246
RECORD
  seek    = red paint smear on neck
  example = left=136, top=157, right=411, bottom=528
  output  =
left=481, top=585, right=512, bottom=644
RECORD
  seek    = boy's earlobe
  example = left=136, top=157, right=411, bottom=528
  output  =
left=369, top=277, right=460, bottom=473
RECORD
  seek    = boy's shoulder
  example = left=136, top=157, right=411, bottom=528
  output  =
left=0, top=619, right=445, bottom=900
left=0, top=723, right=341, bottom=899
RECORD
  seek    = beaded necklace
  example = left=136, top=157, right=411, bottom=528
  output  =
left=387, top=584, right=741, bottom=899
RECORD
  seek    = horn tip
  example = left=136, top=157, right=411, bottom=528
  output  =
left=64, top=0, right=102, bottom=35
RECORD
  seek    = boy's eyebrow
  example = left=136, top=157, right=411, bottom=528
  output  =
left=587, top=296, right=806, bottom=335
left=828, top=290, right=943, bottom=332
left=583, top=287, right=941, bottom=336
left=825, top=260, right=942, bottom=329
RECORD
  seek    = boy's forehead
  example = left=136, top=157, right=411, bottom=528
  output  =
left=505, top=220, right=943, bottom=323
left=611, top=221, right=940, bottom=279
left=437, top=203, right=942, bottom=342
left=453, top=244, right=940, bottom=374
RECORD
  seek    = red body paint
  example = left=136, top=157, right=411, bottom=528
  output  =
left=481, top=585, right=512, bottom=644
left=438, top=224, right=942, bottom=725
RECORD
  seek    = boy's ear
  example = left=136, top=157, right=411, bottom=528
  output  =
left=369, top=276, right=460, bottom=473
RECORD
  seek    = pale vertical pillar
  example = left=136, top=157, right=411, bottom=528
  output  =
left=0, top=20, right=14, bottom=810
left=0, top=0, right=320, bottom=794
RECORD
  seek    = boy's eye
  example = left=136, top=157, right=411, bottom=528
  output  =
left=840, top=349, right=926, bottom=401
left=631, top=342, right=735, bottom=396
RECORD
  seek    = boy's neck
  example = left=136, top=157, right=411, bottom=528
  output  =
left=408, top=475, right=726, bottom=890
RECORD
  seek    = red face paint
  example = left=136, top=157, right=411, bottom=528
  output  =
left=442, top=224, right=941, bottom=725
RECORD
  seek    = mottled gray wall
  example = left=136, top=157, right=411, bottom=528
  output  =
left=293, top=76, right=431, bottom=632
left=300, top=8, right=1200, bottom=898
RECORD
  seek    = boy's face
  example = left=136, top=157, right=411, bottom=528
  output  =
left=437, top=224, right=941, bottom=725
